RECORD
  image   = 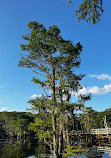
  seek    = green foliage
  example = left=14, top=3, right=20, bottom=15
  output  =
left=29, top=111, right=53, bottom=140
left=62, top=146, right=88, bottom=157
left=66, top=0, right=104, bottom=24
left=76, top=0, right=103, bottom=24
left=28, top=96, right=53, bottom=141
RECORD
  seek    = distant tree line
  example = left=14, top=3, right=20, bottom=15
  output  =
left=80, top=107, right=111, bottom=131
left=0, top=112, right=35, bottom=139
left=0, top=107, right=110, bottom=140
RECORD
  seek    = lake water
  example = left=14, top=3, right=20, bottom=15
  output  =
left=0, top=138, right=111, bottom=158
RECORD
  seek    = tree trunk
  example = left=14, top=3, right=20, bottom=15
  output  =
left=52, top=111, right=58, bottom=158
left=52, top=67, right=58, bottom=158
left=58, top=115, right=63, bottom=157
left=65, top=114, right=70, bottom=147
left=58, top=74, right=64, bottom=157
left=72, top=110, right=75, bottom=131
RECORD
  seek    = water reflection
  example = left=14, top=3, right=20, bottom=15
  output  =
left=0, top=138, right=38, bottom=158
left=0, top=138, right=111, bottom=158
left=85, top=145, right=111, bottom=158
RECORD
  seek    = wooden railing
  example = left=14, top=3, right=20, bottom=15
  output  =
left=62, top=128, right=111, bottom=135
left=90, top=128, right=111, bottom=135
left=97, top=146, right=111, bottom=152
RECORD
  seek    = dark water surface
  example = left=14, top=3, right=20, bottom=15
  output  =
left=0, top=138, right=111, bottom=158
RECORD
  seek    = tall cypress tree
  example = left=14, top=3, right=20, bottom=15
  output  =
left=19, top=21, right=85, bottom=158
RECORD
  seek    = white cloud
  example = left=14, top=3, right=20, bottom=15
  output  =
left=89, top=74, right=111, bottom=80
left=0, top=107, right=7, bottom=111
left=8, top=110, right=16, bottom=112
left=88, top=86, right=100, bottom=94
left=73, top=83, right=111, bottom=96
left=31, top=94, right=42, bottom=99
left=77, top=87, right=88, bottom=95
left=89, top=84, right=111, bottom=94
left=72, top=87, right=88, bottom=97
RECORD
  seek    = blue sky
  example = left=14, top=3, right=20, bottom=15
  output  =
left=0, top=0, right=111, bottom=112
